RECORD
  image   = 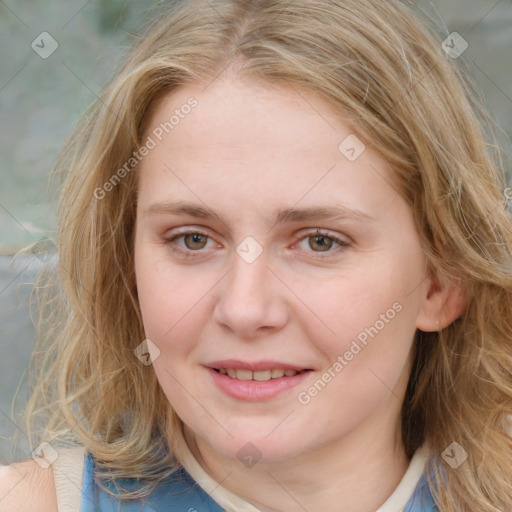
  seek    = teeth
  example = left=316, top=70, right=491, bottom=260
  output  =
left=253, top=370, right=272, bottom=381
left=236, top=369, right=253, bottom=381
left=217, top=368, right=300, bottom=380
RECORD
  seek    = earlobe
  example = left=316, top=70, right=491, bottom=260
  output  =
left=416, top=272, right=467, bottom=332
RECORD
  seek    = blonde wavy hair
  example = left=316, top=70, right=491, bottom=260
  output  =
left=20, top=0, right=512, bottom=510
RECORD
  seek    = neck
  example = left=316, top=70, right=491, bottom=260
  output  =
left=184, top=417, right=410, bottom=512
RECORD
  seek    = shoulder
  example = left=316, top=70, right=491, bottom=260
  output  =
left=0, top=458, right=58, bottom=512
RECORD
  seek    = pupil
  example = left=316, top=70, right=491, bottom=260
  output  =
left=186, top=233, right=206, bottom=250
left=312, top=235, right=332, bottom=252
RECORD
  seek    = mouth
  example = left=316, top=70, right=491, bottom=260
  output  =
left=211, top=368, right=310, bottom=381
left=205, top=361, right=313, bottom=401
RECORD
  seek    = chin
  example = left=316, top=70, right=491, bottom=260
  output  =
left=200, top=428, right=306, bottom=466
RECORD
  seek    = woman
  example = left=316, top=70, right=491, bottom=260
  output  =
left=1, top=1, right=511, bottom=510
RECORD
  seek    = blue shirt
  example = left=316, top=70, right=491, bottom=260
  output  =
left=80, top=452, right=439, bottom=511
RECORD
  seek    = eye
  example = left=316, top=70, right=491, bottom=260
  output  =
left=164, top=229, right=217, bottom=257
left=295, top=230, right=351, bottom=256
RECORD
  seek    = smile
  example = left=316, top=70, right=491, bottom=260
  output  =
left=207, top=366, right=312, bottom=401
left=213, top=368, right=305, bottom=381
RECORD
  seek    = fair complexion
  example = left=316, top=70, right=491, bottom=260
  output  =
left=134, top=74, right=464, bottom=512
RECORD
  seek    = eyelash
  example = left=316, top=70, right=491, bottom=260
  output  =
left=163, top=228, right=351, bottom=259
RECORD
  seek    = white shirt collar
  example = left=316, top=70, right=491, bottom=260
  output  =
left=175, top=437, right=429, bottom=512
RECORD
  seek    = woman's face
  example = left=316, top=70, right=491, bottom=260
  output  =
left=134, top=75, right=431, bottom=464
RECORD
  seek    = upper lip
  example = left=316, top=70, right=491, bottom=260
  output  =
left=205, top=359, right=311, bottom=371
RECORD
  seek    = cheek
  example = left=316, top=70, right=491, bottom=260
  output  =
left=135, top=244, right=180, bottom=338
left=294, top=293, right=415, bottom=429
left=134, top=244, right=216, bottom=356
left=286, top=263, right=415, bottom=347
left=286, top=258, right=421, bottom=401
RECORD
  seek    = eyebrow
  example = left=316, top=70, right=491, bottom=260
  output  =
left=144, top=200, right=374, bottom=226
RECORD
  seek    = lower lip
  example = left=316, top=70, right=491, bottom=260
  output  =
left=206, top=368, right=312, bottom=401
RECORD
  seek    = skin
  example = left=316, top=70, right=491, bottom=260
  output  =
left=134, top=73, right=464, bottom=512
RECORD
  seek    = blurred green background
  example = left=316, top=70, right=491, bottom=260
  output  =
left=0, top=0, right=511, bottom=462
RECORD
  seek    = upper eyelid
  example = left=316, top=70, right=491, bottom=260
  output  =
left=302, top=228, right=351, bottom=243
left=164, top=226, right=348, bottom=240
left=163, top=225, right=213, bottom=238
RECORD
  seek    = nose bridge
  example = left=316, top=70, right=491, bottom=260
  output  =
left=226, top=248, right=272, bottom=307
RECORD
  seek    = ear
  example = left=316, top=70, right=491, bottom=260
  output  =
left=416, top=272, right=467, bottom=332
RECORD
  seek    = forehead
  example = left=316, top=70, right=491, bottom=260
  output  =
left=143, top=74, right=351, bottom=152
left=137, top=75, right=398, bottom=218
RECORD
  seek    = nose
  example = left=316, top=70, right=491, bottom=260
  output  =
left=212, top=250, right=289, bottom=338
